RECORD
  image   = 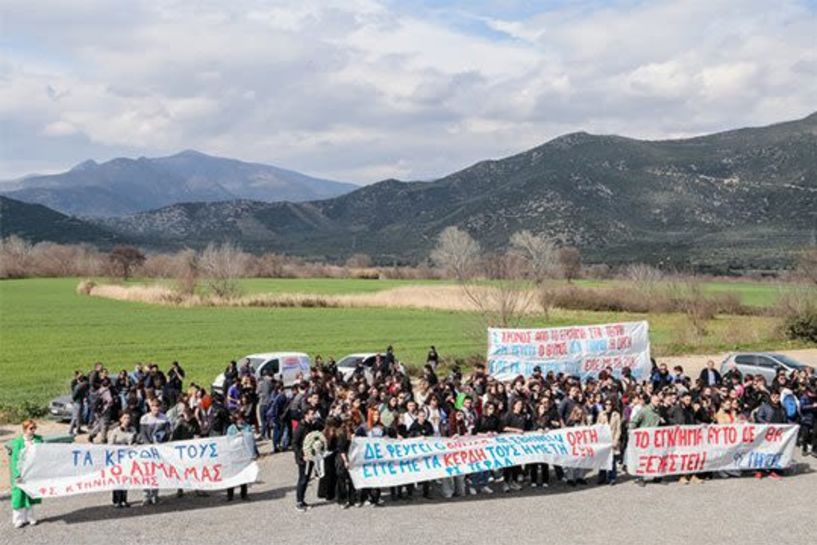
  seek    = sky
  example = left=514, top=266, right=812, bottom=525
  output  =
left=1, top=0, right=816, bottom=183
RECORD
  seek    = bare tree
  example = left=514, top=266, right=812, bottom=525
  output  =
left=509, top=230, right=559, bottom=283
left=625, top=262, right=663, bottom=296
left=666, top=280, right=716, bottom=336
left=430, top=226, right=481, bottom=280
left=174, top=249, right=200, bottom=296
left=797, top=247, right=817, bottom=284
left=108, top=245, right=145, bottom=281
left=199, top=242, right=249, bottom=298
left=429, top=228, right=536, bottom=327
left=0, top=236, right=33, bottom=278
left=558, top=246, right=582, bottom=283
left=255, top=252, right=289, bottom=278
left=464, top=252, right=537, bottom=327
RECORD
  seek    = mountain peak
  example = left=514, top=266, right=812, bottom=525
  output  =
left=172, top=149, right=209, bottom=159
left=5, top=149, right=357, bottom=217
left=546, top=131, right=597, bottom=149
left=70, top=159, right=98, bottom=172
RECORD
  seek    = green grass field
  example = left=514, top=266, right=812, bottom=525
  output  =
left=564, top=279, right=788, bottom=308
left=0, top=277, right=805, bottom=410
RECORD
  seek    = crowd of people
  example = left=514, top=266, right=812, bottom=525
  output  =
left=9, top=348, right=816, bottom=526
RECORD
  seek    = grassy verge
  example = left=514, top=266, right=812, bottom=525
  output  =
left=0, top=278, right=810, bottom=417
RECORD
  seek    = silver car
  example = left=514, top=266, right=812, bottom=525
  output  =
left=720, top=352, right=813, bottom=384
left=48, top=394, right=75, bottom=422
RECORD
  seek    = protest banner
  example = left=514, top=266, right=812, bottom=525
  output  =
left=349, top=425, right=613, bottom=488
left=487, top=321, right=651, bottom=381
left=625, top=423, right=798, bottom=477
left=17, top=435, right=258, bottom=498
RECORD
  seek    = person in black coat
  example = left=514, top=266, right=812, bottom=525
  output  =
left=293, top=407, right=321, bottom=511
left=698, top=360, right=722, bottom=387
left=317, top=418, right=339, bottom=502
left=334, top=420, right=357, bottom=508
left=408, top=411, right=435, bottom=498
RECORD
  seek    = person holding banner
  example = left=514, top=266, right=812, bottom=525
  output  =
left=500, top=399, right=529, bottom=492
left=754, top=390, right=787, bottom=480
left=407, top=409, right=435, bottom=498
left=564, top=405, right=590, bottom=486
left=139, top=398, right=171, bottom=505
left=530, top=402, right=555, bottom=488
left=353, top=408, right=385, bottom=507
left=225, top=412, right=256, bottom=501
left=629, top=394, right=663, bottom=487
left=9, top=419, right=42, bottom=529
left=596, top=399, right=621, bottom=485
left=108, top=412, right=137, bottom=507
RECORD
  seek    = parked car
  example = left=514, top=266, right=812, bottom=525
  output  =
left=336, top=353, right=383, bottom=382
left=211, top=352, right=311, bottom=395
left=720, top=352, right=813, bottom=384
left=47, top=394, right=74, bottom=422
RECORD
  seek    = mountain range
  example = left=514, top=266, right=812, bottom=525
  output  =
left=0, top=150, right=357, bottom=217
left=2, top=112, right=816, bottom=271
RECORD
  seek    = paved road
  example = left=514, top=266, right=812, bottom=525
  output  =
left=2, top=443, right=815, bottom=545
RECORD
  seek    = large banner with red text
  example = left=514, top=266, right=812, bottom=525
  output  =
left=487, top=321, right=651, bottom=380
left=349, top=425, right=613, bottom=488
left=17, top=435, right=259, bottom=498
left=625, top=424, right=798, bottom=477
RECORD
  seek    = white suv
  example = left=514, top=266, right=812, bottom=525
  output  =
left=212, top=352, right=311, bottom=395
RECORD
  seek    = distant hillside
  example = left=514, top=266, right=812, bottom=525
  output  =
left=5, top=113, right=816, bottom=271
left=95, top=112, right=817, bottom=271
left=0, top=196, right=122, bottom=246
left=1, top=150, right=357, bottom=217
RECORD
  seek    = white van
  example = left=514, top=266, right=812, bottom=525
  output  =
left=211, top=352, right=311, bottom=395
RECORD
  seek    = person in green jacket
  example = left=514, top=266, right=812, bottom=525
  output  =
left=630, top=394, right=663, bottom=429
left=9, top=419, right=43, bottom=528
left=629, top=394, right=664, bottom=487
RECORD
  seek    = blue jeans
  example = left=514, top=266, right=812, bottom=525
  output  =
left=259, top=403, right=271, bottom=439
left=273, top=420, right=289, bottom=451
left=83, top=399, right=93, bottom=425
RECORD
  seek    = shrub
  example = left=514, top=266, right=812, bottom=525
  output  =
left=76, top=279, right=97, bottom=295
left=784, top=312, right=817, bottom=343
left=539, top=282, right=751, bottom=318
left=0, top=401, right=48, bottom=424
left=777, top=286, right=817, bottom=343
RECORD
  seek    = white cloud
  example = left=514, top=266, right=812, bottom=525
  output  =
left=0, top=0, right=815, bottom=182
left=42, top=120, right=78, bottom=136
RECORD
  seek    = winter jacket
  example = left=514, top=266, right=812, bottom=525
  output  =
left=139, top=412, right=171, bottom=444
left=596, top=410, right=622, bottom=453
left=756, top=402, right=787, bottom=424
left=292, top=419, right=320, bottom=465
left=630, top=404, right=662, bottom=429
left=108, top=425, right=137, bottom=446
left=799, top=394, right=816, bottom=427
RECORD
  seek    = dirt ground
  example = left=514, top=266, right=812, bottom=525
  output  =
left=1, top=442, right=815, bottom=545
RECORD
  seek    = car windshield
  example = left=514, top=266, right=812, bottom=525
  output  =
left=246, top=357, right=266, bottom=371
left=770, top=354, right=809, bottom=369
left=337, top=356, right=362, bottom=368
